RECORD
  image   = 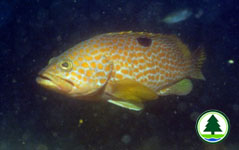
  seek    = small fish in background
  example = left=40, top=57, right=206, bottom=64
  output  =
left=162, top=9, right=192, bottom=24
left=36, top=31, right=206, bottom=111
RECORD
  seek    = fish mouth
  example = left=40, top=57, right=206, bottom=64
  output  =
left=36, top=72, right=74, bottom=93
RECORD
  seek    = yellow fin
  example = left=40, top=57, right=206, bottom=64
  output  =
left=157, top=79, right=193, bottom=96
left=108, top=79, right=158, bottom=102
left=191, top=47, right=206, bottom=80
left=108, top=99, right=143, bottom=111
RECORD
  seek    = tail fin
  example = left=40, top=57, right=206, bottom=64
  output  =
left=190, top=47, right=206, bottom=80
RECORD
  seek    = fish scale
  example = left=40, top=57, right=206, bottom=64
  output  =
left=55, top=32, right=192, bottom=90
left=37, top=31, right=205, bottom=111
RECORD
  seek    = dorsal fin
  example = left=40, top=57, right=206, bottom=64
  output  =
left=106, top=31, right=156, bottom=38
left=105, top=32, right=191, bottom=59
left=163, top=35, right=191, bottom=59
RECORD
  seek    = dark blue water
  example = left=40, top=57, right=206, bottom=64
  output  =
left=0, top=0, right=238, bottom=149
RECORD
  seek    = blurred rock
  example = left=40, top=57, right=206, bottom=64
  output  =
left=22, top=130, right=31, bottom=142
left=137, top=136, right=161, bottom=150
left=72, top=145, right=86, bottom=150
left=0, top=141, right=8, bottom=150
left=36, top=144, right=48, bottom=150
left=203, top=142, right=226, bottom=150
left=226, top=143, right=239, bottom=150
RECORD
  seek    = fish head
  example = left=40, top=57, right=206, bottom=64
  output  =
left=36, top=56, right=76, bottom=95
left=36, top=46, right=112, bottom=99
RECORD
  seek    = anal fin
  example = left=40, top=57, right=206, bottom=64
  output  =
left=157, top=79, right=193, bottom=96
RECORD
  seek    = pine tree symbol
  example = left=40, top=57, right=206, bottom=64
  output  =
left=204, top=115, right=222, bottom=135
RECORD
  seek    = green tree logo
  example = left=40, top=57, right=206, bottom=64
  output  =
left=204, top=115, right=222, bottom=135
left=196, top=110, right=230, bottom=144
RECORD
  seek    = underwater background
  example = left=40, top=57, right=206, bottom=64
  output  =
left=0, top=0, right=238, bottom=149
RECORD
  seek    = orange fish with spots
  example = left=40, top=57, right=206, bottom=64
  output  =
left=36, top=31, right=206, bottom=111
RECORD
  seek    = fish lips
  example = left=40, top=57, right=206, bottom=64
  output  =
left=36, top=72, right=73, bottom=94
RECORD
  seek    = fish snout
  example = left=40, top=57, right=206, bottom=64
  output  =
left=36, top=72, right=73, bottom=94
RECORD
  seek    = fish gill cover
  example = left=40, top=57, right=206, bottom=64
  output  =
left=0, top=0, right=239, bottom=150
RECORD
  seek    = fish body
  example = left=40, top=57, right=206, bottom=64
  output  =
left=162, top=9, right=192, bottom=24
left=36, top=31, right=205, bottom=111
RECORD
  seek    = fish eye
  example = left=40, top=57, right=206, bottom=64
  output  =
left=59, top=60, right=73, bottom=71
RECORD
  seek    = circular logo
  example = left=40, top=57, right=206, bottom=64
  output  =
left=196, top=110, right=230, bottom=144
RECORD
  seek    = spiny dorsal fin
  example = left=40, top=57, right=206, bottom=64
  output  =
left=163, top=35, right=191, bottom=59
left=106, top=31, right=156, bottom=38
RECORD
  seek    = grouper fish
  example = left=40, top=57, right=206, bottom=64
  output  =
left=36, top=31, right=206, bottom=111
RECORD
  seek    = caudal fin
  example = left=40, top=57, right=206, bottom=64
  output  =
left=190, top=47, right=206, bottom=80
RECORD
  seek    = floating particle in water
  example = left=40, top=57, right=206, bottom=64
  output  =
left=121, top=134, right=131, bottom=144
left=78, top=119, right=84, bottom=127
left=139, top=136, right=161, bottom=150
left=52, top=132, right=58, bottom=137
left=232, top=104, right=239, bottom=112
left=42, top=96, right=47, bottom=101
left=228, top=59, right=234, bottom=64
left=190, top=111, right=200, bottom=122
left=12, top=78, right=17, bottom=83
left=57, top=35, right=62, bottom=42
left=195, top=9, right=204, bottom=19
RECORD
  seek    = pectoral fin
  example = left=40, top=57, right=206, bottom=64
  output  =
left=157, top=79, right=193, bottom=96
left=105, top=79, right=158, bottom=111
left=108, top=99, right=143, bottom=111
left=108, top=79, right=158, bottom=102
